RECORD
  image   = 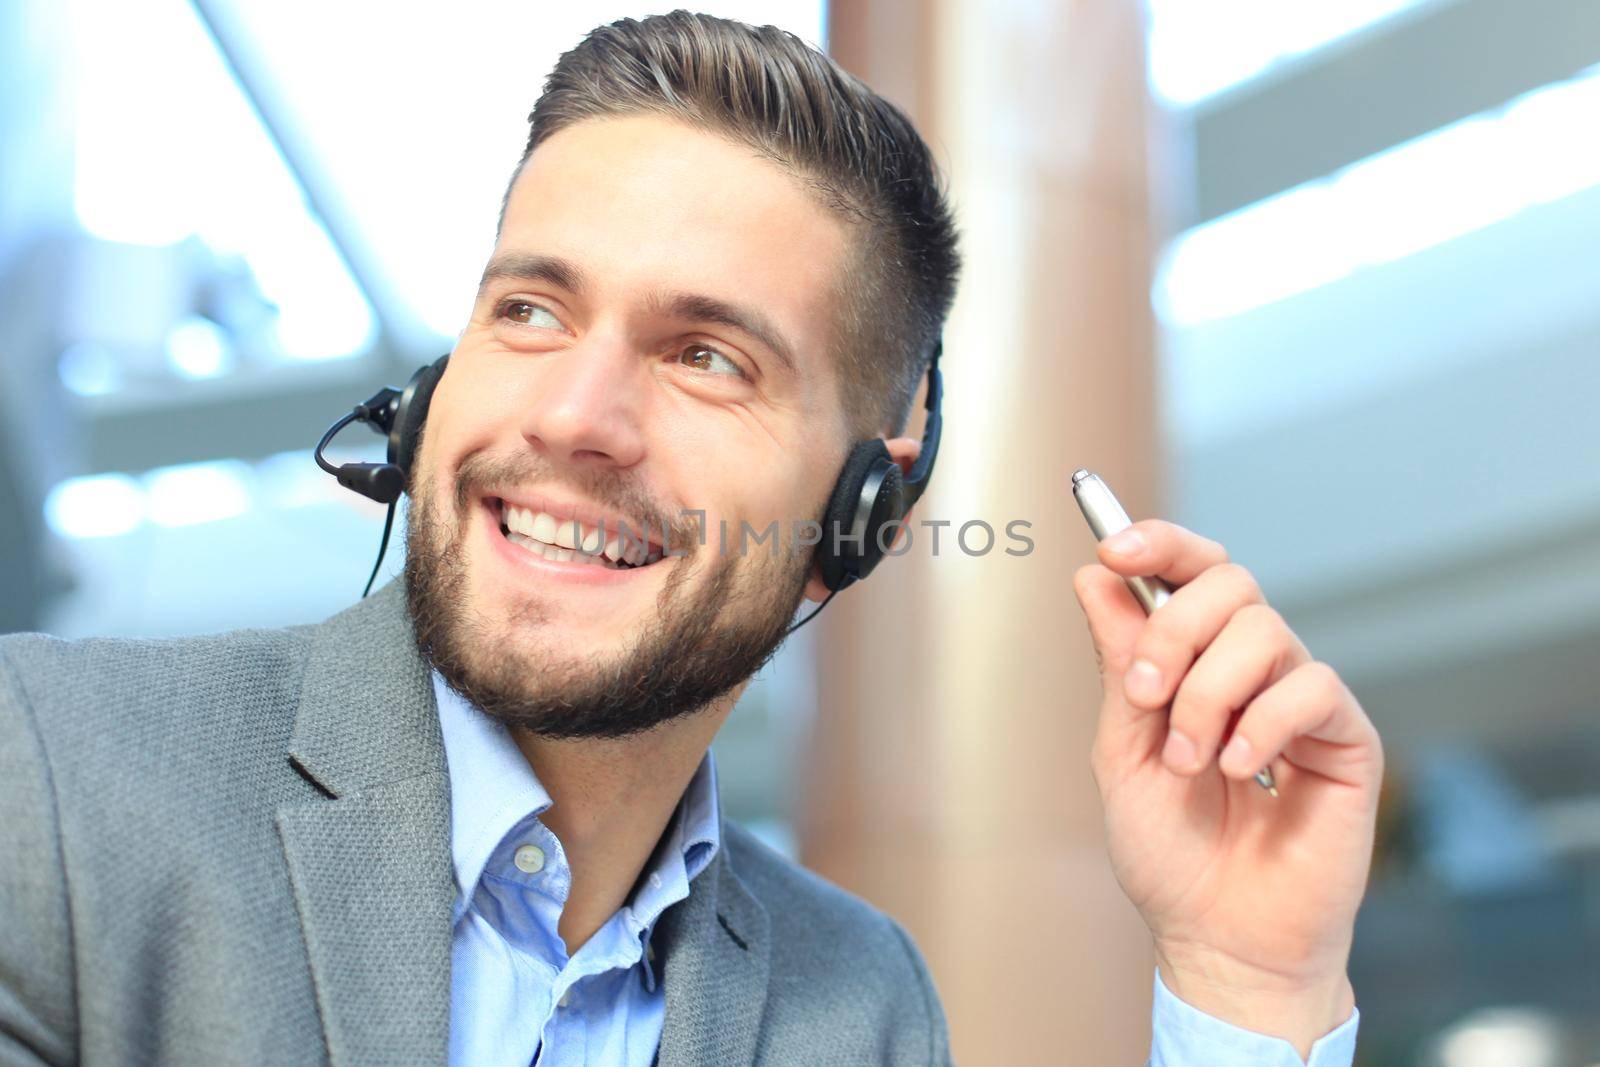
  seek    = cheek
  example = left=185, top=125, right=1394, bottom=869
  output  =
left=655, top=411, right=822, bottom=526
left=707, top=456, right=832, bottom=543
left=416, top=374, right=519, bottom=471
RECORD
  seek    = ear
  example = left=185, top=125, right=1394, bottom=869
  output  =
left=801, top=435, right=923, bottom=602
left=883, top=434, right=921, bottom=477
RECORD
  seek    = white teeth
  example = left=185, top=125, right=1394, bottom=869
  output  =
left=506, top=531, right=546, bottom=558
left=606, top=534, right=662, bottom=564
left=501, top=505, right=543, bottom=542
left=507, top=531, right=621, bottom=568
left=498, top=500, right=663, bottom=567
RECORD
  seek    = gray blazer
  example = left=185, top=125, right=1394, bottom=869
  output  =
left=0, top=582, right=950, bottom=1066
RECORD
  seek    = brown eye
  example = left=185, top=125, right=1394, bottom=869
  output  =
left=677, top=344, right=744, bottom=378
left=500, top=301, right=561, bottom=328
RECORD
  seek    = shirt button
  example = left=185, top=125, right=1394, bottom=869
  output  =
left=557, top=991, right=571, bottom=1009
left=513, top=844, right=546, bottom=874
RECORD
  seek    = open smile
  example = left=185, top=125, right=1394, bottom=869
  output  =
left=487, top=496, right=667, bottom=572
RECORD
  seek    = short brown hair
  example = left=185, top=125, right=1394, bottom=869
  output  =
left=502, top=9, right=961, bottom=438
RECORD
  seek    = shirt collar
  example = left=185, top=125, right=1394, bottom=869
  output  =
left=431, top=670, right=722, bottom=927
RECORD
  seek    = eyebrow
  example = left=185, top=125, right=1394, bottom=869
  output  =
left=477, top=252, right=589, bottom=297
left=477, top=251, right=798, bottom=375
left=645, top=291, right=797, bottom=375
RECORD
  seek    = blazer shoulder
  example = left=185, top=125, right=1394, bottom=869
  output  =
left=722, top=822, right=952, bottom=1064
left=0, top=622, right=315, bottom=772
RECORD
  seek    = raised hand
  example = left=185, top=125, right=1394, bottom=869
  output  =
left=1073, top=520, right=1384, bottom=1057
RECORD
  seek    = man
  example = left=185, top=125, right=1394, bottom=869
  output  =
left=0, top=12, right=1382, bottom=1066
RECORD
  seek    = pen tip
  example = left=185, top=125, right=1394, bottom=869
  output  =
left=1071, top=469, right=1093, bottom=486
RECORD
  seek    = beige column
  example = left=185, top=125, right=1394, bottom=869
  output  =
left=802, top=2, right=1162, bottom=1062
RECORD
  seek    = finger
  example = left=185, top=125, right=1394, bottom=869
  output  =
left=1074, top=564, right=1173, bottom=788
left=1220, top=661, right=1382, bottom=787
left=1120, top=563, right=1266, bottom=711
left=1098, top=519, right=1228, bottom=587
left=1072, top=563, right=1146, bottom=701
left=1163, top=603, right=1309, bottom=775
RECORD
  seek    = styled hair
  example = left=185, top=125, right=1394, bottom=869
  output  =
left=501, top=9, right=961, bottom=437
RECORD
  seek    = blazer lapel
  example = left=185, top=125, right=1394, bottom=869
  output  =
left=276, top=582, right=456, bottom=1067
left=655, top=837, right=772, bottom=1066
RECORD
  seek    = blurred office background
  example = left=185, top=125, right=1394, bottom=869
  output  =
left=1, top=0, right=1597, bottom=1063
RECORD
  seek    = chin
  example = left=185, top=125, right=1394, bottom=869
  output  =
left=474, top=579, right=653, bottom=662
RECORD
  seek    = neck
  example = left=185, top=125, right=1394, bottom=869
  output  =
left=510, top=697, right=734, bottom=954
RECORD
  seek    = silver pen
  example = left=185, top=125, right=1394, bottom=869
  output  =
left=1071, top=469, right=1279, bottom=797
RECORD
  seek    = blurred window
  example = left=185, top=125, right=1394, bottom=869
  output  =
left=206, top=1, right=827, bottom=344
left=1155, top=64, right=1600, bottom=326
left=1146, top=0, right=1438, bottom=108
left=70, top=0, right=375, bottom=364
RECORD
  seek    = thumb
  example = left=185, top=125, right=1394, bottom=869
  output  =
left=1072, top=563, right=1148, bottom=705
left=1074, top=565, right=1172, bottom=780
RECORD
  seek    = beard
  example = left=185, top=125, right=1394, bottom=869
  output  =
left=403, top=449, right=813, bottom=740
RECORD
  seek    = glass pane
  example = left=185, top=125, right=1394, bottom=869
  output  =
left=208, top=0, right=827, bottom=344
left=70, top=0, right=376, bottom=366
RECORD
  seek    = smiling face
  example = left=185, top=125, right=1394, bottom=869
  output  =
left=403, top=113, right=854, bottom=738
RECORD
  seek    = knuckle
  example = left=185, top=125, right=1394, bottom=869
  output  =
left=1236, top=601, right=1284, bottom=635
left=1216, top=562, right=1262, bottom=602
left=1131, top=625, right=1183, bottom=671
left=1303, top=660, right=1345, bottom=704
left=1170, top=676, right=1225, bottom=727
left=1139, top=519, right=1177, bottom=541
left=1128, top=520, right=1171, bottom=561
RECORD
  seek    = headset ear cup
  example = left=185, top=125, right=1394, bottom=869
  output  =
left=817, top=440, right=900, bottom=591
left=389, top=355, right=449, bottom=488
left=865, top=461, right=905, bottom=561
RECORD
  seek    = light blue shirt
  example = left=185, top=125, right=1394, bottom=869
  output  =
left=435, top=671, right=1358, bottom=1065
left=435, top=672, right=718, bottom=1067
left=1151, top=969, right=1359, bottom=1066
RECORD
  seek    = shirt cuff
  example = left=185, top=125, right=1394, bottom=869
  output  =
left=1149, top=968, right=1359, bottom=1067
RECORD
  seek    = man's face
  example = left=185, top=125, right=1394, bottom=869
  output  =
left=404, top=114, right=853, bottom=737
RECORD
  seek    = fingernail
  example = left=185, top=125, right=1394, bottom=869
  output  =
left=1123, top=659, right=1163, bottom=703
left=1220, top=734, right=1254, bottom=775
left=1162, top=729, right=1197, bottom=772
left=1104, top=529, right=1146, bottom=556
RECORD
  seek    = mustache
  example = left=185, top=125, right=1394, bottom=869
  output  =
left=448, top=450, right=703, bottom=551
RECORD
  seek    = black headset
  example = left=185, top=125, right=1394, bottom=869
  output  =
left=315, top=343, right=943, bottom=623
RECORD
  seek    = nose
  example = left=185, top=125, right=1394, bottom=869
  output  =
left=517, top=332, right=647, bottom=470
